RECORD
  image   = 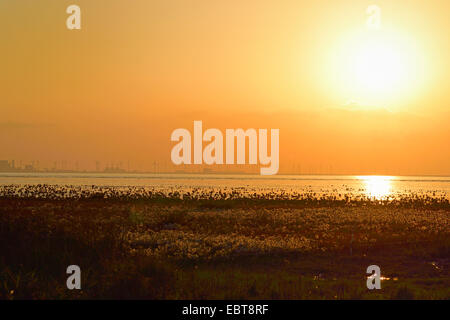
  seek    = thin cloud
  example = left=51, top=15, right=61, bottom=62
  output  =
left=0, top=122, right=56, bottom=129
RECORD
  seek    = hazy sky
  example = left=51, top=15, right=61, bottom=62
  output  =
left=0, top=0, right=449, bottom=175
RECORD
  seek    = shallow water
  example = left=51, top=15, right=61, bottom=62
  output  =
left=0, top=173, right=449, bottom=200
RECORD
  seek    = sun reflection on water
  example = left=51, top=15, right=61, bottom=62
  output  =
left=358, top=176, right=393, bottom=199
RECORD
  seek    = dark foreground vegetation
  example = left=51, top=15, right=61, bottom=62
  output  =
left=0, top=185, right=449, bottom=299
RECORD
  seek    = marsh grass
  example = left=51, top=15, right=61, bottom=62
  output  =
left=0, top=186, right=448, bottom=300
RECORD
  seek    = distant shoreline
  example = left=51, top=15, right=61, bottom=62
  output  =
left=1, top=171, right=450, bottom=178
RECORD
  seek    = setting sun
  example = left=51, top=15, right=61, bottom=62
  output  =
left=331, top=29, right=428, bottom=109
left=353, top=38, right=407, bottom=94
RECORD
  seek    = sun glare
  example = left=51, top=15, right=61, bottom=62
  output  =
left=329, top=29, right=428, bottom=109
left=359, top=176, right=393, bottom=199
left=353, top=40, right=405, bottom=93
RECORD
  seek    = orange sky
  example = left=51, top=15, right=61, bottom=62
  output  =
left=0, top=0, right=449, bottom=175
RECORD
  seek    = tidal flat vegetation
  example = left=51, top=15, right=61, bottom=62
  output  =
left=0, top=185, right=448, bottom=299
